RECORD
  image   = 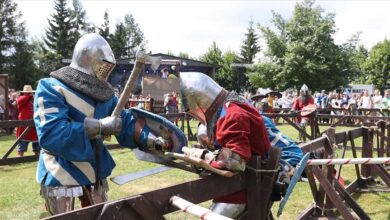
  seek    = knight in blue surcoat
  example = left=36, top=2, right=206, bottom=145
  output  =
left=34, top=33, right=170, bottom=215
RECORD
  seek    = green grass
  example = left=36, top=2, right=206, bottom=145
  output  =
left=0, top=122, right=389, bottom=219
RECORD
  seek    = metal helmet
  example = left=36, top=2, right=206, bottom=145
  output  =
left=70, top=33, right=116, bottom=82
left=300, top=84, right=309, bottom=96
left=180, top=72, right=228, bottom=124
left=301, top=84, right=308, bottom=92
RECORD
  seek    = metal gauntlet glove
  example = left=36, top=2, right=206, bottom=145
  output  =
left=84, top=116, right=122, bottom=139
left=145, top=132, right=172, bottom=152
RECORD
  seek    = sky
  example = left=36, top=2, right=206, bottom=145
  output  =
left=15, top=0, right=390, bottom=58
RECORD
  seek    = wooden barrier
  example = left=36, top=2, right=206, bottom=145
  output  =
left=0, top=113, right=197, bottom=166
left=43, top=148, right=281, bottom=220
left=298, top=124, right=390, bottom=219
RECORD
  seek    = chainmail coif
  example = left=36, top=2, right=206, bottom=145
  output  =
left=50, top=66, right=114, bottom=102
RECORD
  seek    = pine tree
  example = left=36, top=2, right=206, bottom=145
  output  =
left=110, top=23, right=127, bottom=59
left=110, top=13, right=146, bottom=59
left=10, top=41, right=39, bottom=89
left=44, top=0, right=74, bottom=59
left=0, top=0, right=39, bottom=89
left=69, top=0, right=93, bottom=40
left=0, top=0, right=24, bottom=73
left=98, top=10, right=111, bottom=43
left=240, top=19, right=260, bottom=64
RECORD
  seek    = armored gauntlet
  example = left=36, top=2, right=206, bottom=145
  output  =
left=145, top=132, right=172, bottom=152
left=84, top=116, right=122, bottom=139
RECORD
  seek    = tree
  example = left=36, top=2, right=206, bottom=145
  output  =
left=252, top=0, right=351, bottom=91
left=9, top=41, right=40, bottom=89
left=248, top=62, right=281, bottom=90
left=0, top=0, right=40, bottom=89
left=240, top=19, right=260, bottom=64
left=31, top=39, right=62, bottom=77
left=110, top=22, right=127, bottom=59
left=69, top=0, right=93, bottom=41
left=98, top=10, right=111, bottom=43
left=44, top=0, right=75, bottom=59
left=178, top=52, right=189, bottom=59
left=361, top=39, right=390, bottom=91
left=110, top=13, right=146, bottom=59
left=0, top=0, right=25, bottom=74
left=200, top=42, right=244, bottom=92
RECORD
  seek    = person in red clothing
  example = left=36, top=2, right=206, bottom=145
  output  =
left=291, top=84, right=315, bottom=141
left=180, top=72, right=271, bottom=218
left=16, top=85, right=40, bottom=157
left=291, top=84, right=315, bottom=123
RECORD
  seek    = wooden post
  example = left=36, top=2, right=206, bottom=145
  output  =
left=312, top=166, right=355, bottom=220
left=361, top=126, right=374, bottom=178
left=378, top=121, right=385, bottom=157
left=323, top=128, right=336, bottom=216
left=387, top=122, right=390, bottom=157
left=246, top=147, right=280, bottom=220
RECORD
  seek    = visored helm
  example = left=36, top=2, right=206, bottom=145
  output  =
left=180, top=72, right=228, bottom=125
left=70, top=33, right=116, bottom=82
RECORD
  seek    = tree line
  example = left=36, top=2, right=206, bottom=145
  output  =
left=1, top=0, right=145, bottom=89
left=1, top=0, right=390, bottom=93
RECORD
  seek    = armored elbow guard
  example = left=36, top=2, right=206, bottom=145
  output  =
left=213, top=148, right=246, bottom=172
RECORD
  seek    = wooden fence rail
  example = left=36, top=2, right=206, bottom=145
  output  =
left=44, top=148, right=281, bottom=220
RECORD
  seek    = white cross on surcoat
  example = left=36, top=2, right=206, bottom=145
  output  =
left=34, top=97, right=59, bottom=125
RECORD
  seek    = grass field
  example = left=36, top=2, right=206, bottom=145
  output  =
left=0, top=122, right=389, bottom=219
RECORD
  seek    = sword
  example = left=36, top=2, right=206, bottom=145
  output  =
left=111, top=165, right=173, bottom=185
left=277, top=152, right=310, bottom=217
left=110, top=150, right=196, bottom=185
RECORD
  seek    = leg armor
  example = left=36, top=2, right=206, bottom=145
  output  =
left=41, top=185, right=82, bottom=215
left=41, top=180, right=109, bottom=215
left=210, top=202, right=246, bottom=219
left=79, top=180, right=109, bottom=207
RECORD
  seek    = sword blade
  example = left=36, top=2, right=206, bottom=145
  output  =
left=134, top=149, right=194, bottom=172
left=110, top=165, right=172, bottom=185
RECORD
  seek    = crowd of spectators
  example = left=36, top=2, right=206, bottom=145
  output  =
left=245, top=88, right=390, bottom=117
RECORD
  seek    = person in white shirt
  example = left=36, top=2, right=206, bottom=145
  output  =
left=372, top=89, right=383, bottom=109
left=161, top=68, right=169, bottom=78
left=360, top=90, right=372, bottom=109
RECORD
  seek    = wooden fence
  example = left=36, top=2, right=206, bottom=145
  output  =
left=0, top=113, right=197, bottom=166
left=44, top=147, right=281, bottom=220
left=1, top=112, right=390, bottom=218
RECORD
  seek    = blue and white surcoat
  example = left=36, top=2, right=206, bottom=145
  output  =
left=34, top=78, right=149, bottom=187
left=262, top=116, right=303, bottom=166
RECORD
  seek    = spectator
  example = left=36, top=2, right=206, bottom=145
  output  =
left=381, top=90, right=390, bottom=116
left=16, top=85, right=40, bottom=157
left=0, top=94, right=4, bottom=120
left=372, top=89, right=383, bottom=109
left=164, top=93, right=177, bottom=122
left=280, top=92, right=293, bottom=109
left=360, top=90, right=372, bottom=109
left=347, top=94, right=358, bottom=115
left=320, top=90, right=329, bottom=109
left=145, top=94, right=151, bottom=111
left=331, top=93, right=342, bottom=115
left=161, top=68, right=169, bottom=78
left=129, top=94, right=137, bottom=108
left=137, top=94, right=145, bottom=109
left=340, top=92, right=349, bottom=115
left=8, top=90, right=19, bottom=120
